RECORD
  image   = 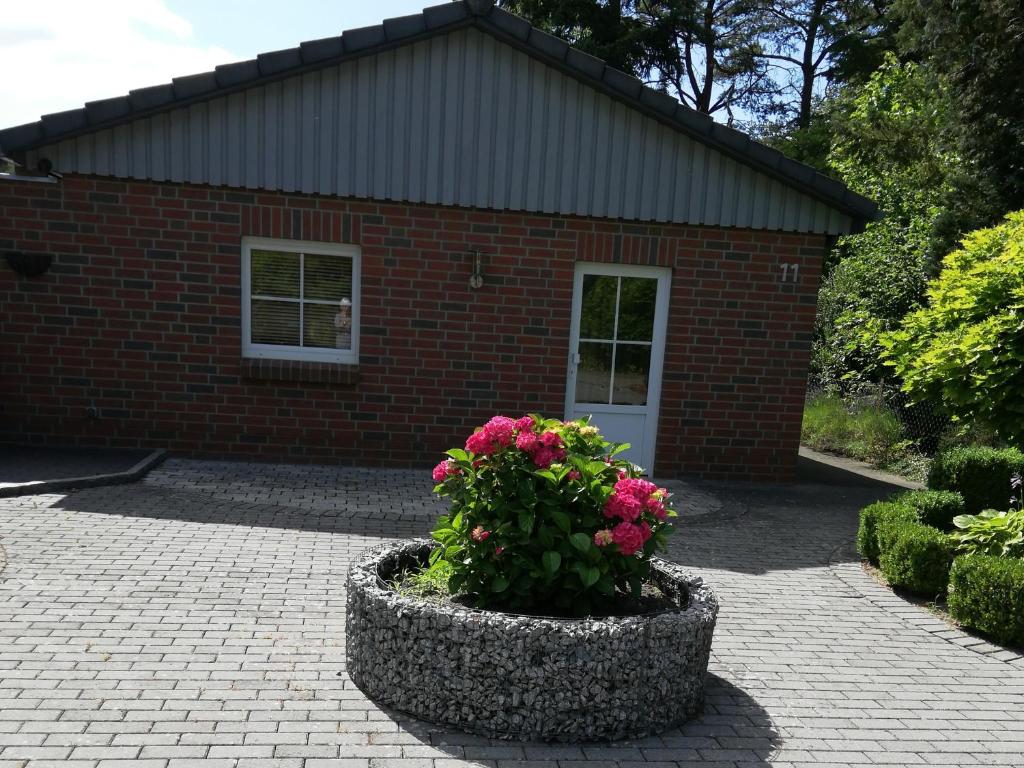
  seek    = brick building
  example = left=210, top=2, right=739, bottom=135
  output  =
left=0, top=1, right=875, bottom=480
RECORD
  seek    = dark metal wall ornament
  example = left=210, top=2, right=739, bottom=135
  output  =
left=4, top=251, right=53, bottom=277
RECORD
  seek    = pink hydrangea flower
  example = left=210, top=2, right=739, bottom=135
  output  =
left=483, top=416, right=516, bottom=447
left=638, top=520, right=652, bottom=543
left=645, top=497, right=667, bottom=520
left=614, top=477, right=658, bottom=500
left=514, top=416, right=534, bottom=431
left=567, top=470, right=581, bottom=481
left=611, top=521, right=645, bottom=556
left=471, top=525, right=490, bottom=543
left=516, top=430, right=539, bottom=453
left=532, top=446, right=557, bottom=468
left=603, top=492, right=643, bottom=522
left=494, top=545, right=504, bottom=556
left=539, top=431, right=563, bottom=448
left=465, top=430, right=493, bottom=456
left=431, top=460, right=460, bottom=482
left=593, top=529, right=614, bottom=547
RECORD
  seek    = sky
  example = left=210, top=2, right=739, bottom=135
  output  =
left=0, top=0, right=430, bottom=128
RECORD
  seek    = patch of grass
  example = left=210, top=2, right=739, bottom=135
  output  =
left=391, top=559, right=454, bottom=602
left=802, top=393, right=930, bottom=482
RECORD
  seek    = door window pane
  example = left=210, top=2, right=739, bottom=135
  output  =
left=251, top=250, right=299, bottom=298
left=616, top=277, right=657, bottom=341
left=575, top=342, right=612, bottom=404
left=251, top=300, right=299, bottom=346
left=612, top=344, right=651, bottom=405
left=579, top=274, right=617, bottom=339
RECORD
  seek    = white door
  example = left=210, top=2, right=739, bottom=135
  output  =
left=564, top=263, right=671, bottom=472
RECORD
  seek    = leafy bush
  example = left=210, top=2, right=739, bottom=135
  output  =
left=880, top=211, right=1024, bottom=444
left=428, top=415, right=675, bottom=615
left=812, top=57, right=957, bottom=391
left=876, top=519, right=955, bottom=597
left=951, top=510, right=1024, bottom=558
left=857, top=501, right=917, bottom=564
left=893, top=489, right=965, bottom=531
left=948, top=555, right=1024, bottom=646
left=802, top=393, right=908, bottom=465
left=927, top=445, right=1024, bottom=513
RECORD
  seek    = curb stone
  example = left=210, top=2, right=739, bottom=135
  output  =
left=0, top=449, right=168, bottom=498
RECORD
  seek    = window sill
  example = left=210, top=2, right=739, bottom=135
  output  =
left=241, top=357, right=360, bottom=385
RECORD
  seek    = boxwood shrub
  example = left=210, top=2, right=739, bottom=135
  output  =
left=948, top=555, right=1024, bottom=646
left=876, top=519, right=955, bottom=597
left=857, top=501, right=917, bottom=564
left=928, top=446, right=1024, bottom=513
left=893, top=489, right=965, bottom=530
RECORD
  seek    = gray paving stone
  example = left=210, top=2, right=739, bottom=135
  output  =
left=0, top=458, right=1021, bottom=768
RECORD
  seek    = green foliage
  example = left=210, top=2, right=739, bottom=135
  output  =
left=429, top=416, right=674, bottom=616
left=801, top=393, right=908, bottom=465
left=951, top=510, right=1024, bottom=559
left=948, top=554, right=1024, bottom=646
left=894, top=0, right=1024, bottom=230
left=892, top=489, right=965, bottom=531
left=811, top=57, right=958, bottom=390
left=880, top=212, right=1024, bottom=443
left=927, top=447, right=1024, bottom=514
left=876, top=519, right=955, bottom=597
left=857, top=501, right=917, bottom=564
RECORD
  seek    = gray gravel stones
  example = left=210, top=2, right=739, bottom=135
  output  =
left=346, top=539, right=719, bottom=742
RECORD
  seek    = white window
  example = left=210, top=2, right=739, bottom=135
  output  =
left=241, top=236, right=360, bottom=364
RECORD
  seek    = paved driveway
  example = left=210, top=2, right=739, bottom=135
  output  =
left=0, top=459, right=1022, bottom=768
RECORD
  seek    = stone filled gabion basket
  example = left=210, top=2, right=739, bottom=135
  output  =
left=346, top=539, right=719, bottom=742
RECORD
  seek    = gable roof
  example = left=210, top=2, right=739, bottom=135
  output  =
left=0, top=0, right=876, bottom=230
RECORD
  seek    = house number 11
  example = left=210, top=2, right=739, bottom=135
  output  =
left=780, top=263, right=800, bottom=283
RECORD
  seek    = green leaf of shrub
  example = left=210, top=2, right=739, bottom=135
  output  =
left=550, top=510, right=571, bottom=534
left=569, top=532, right=592, bottom=552
left=580, top=565, right=600, bottom=587
left=542, top=551, right=561, bottom=573
left=490, top=575, right=509, bottom=593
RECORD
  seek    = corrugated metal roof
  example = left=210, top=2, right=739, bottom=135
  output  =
left=0, top=0, right=876, bottom=232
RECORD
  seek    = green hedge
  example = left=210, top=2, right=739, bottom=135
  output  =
left=948, top=555, right=1024, bottom=646
left=877, top=519, right=955, bottom=597
left=857, top=501, right=917, bottom=564
left=893, top=489, right=965, bottom=530
left=928, top=446, right=1024, bottom=513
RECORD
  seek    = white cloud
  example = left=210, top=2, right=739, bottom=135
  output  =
left=0, top=0, right=236, bottom=127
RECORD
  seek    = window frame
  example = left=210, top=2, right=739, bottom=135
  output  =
left=241, top=236, right=361, bottom=365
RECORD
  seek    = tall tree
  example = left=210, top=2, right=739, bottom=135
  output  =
left=638, top=0, right=774, bottom=121
left=501, top=0, right=774, bottom=122
left=498, top=1, right=658, bottom=74
left=757, top=0, right=890, bottom=130
left=894, top=0, right=1024, bottom=227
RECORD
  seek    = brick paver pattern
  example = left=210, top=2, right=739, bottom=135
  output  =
left=0, top=458, right=1022, bottom=768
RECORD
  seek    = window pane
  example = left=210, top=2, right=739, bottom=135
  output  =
left=304, top=302, right=351, bottom=349
left=617, top=277, right=657, bottom=342
left=579, top=274, right=616, bottom=339
left=251, top=299, right=299, bottom=346
left=305, top=253, right=353, bottom=302
left=612, top=344, right=651, bottom=405
left=251, top=249, right=299, bottom=298
left=575, top=342, right=612, bottom=404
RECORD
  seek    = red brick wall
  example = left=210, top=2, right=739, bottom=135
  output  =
left=0, top=175, right=824, bottom=481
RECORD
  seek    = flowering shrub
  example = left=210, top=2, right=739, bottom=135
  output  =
left=429, top=415, right=676, bottom=615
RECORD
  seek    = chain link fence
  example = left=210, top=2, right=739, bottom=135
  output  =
left=806, top=382, right=952, bottom=457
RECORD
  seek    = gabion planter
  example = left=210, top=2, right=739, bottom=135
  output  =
left=346, top=539, right=719, bottom=741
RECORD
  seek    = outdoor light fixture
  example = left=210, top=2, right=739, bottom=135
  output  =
left=469, top=249, right=485, bottom=289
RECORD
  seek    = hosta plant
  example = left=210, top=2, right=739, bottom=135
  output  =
left=951, top=474, right=1024, bottom=558
left=428, top=415, right=676, bottom=615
